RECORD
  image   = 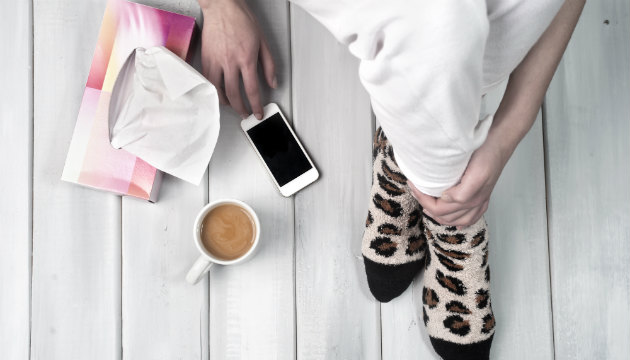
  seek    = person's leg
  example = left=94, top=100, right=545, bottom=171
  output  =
left=288, top=1, right=499, bottom=354
left=421, top=213, right=496, bottom=360
left=362, top=127, right=496, bottom=359
left=362, top=127, right=426, bottom=302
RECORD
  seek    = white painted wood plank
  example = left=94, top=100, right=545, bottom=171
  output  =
left=122, top=175, right=209, bottom=360
left=31, top=1, right=121, bottom=359
left=120, top=4, right=208, bottom=360
left=381, top=275, right=434, bottom=359
left=208, top=0, right=295, bottom=358
left=291, top=6, right=381, bottom=359
left=544, top=1, right=630, bottom=359
left=481, top=84, right=554, bottom=359
left=0, top=1, right=32, bottom=359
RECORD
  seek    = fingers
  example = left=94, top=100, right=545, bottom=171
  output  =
left=224, top=68, right=249, bottom=118
left=421, top=188, right=489, bottom=228
left=441, top=175, right=477, bottom=205
left=430, top=199, right=488, bottom=229
left=206, top=65, right=228, bottom=105
left=259, top=38, right=277, bottom=89
left=241, top=63, right=263, bottom=120
left=408, top=183, right=436, bottom=207
left=215, top=43, right=273, bottom=119
left=203, top=35, right=276, bottom=118
left=408, top=182, right=466, bottom=216
left=425, top=206, right=469, bottom=225
left=454, top=200, right=489, bottom=229
left=449, top=171, right=485, bottom=205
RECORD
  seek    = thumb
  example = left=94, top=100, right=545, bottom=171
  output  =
left=440, top=181, right=464, bottom=202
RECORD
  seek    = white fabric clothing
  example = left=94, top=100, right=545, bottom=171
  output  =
left=289, top=0, right=564, bottom=197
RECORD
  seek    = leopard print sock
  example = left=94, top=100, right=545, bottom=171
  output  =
left=421, top=213, right=496, bottom=360
left=362, top=127, right=427, bottom=302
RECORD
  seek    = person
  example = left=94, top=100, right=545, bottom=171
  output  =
left=196, top=0, right=586, bottom=358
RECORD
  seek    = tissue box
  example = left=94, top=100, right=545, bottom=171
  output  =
left=61, top=0, right=197, bottom=202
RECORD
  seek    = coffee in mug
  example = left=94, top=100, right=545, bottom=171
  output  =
left=200, top=203, right=256, bottom=261
left=186, top=199, right=261, bottom=285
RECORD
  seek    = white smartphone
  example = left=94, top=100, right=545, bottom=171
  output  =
left=241, top=103, right=319, bottom=197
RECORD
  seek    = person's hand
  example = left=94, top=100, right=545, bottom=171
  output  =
left=199, top=0, right=276, bottom=119
left=408, top=134, right=510, bottom=229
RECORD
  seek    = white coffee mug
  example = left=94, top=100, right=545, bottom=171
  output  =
left=186, top=199, right=261, bottom=285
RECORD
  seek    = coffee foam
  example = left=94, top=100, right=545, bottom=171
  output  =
left=200, top=204, right=255, bottom=260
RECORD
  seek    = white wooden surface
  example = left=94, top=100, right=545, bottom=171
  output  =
left=291, top=6, right=381, bottom=359
left=208, top=0, right=295, bottom=358
left=544, top=1, right=630, bottom=359
left=31, top=1, right=122, bottom=359
left=0, top=1, right=32, bottom=359
left=2, top=0, right=629, bottom=359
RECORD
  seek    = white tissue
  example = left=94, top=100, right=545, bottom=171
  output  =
left=108, top=46, right=220, bottom=186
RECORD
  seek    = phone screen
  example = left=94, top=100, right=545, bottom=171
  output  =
left=247, top=113, right=313, bottom=187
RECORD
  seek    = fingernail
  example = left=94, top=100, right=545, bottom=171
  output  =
left=241, top=113, right=249, bottom=119
left=272, top=76, right=278, bottom=88
left=255, top=113, right=263, bottom=120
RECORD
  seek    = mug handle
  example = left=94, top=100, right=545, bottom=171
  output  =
left=186, top=256, right=213, bottom=285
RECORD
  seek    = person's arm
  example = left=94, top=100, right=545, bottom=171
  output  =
left=411, top=0, right=587, bottom=228
left=198, top=0, right=276, bottom=120
left=486, top=0, right=587, bottom=164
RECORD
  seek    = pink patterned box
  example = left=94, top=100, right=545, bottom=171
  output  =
left=62, top=0, right=197, bottom=201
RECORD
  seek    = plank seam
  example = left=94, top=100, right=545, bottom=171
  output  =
left=372, top=109, right=384, bottom=360
left=207, top=164, right=211, bottom=360
left=541, top=100, right=557, bottom=360
left=28, top=0, right=35, bottom=358
left=120, top=201, right=123, bottom=360
left=287, top=3, right=299, bottom=359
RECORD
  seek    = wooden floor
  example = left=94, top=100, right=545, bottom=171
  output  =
left=1, top=0, right=628, bottom=359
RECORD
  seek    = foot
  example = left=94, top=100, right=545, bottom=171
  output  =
left=362, top=127, right=427, bottom=303
left=421, top=213, right=496, bottom=359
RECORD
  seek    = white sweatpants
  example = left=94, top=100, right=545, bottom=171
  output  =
left=289, top=0, right=564, bottom=197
